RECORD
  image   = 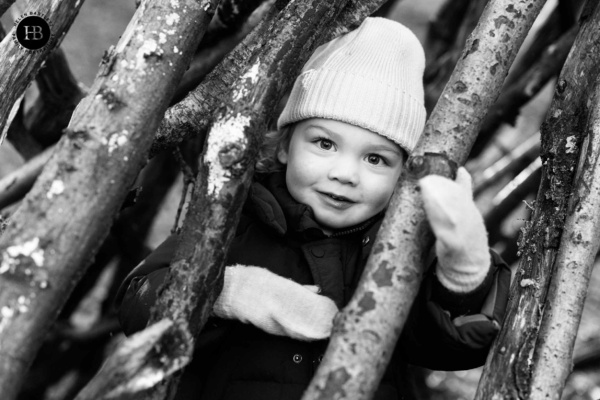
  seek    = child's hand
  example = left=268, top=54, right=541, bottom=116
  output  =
left=419, top=167, right=491, bottom=293
left=213, top=265, right=338, bottom=340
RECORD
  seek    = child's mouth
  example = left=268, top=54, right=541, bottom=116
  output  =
left=326, top=193, right=352, bottom=202
left=318, top=191, right=355, bottom=209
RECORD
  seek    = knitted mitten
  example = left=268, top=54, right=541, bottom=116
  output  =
left=213, top=265, right=338, bottom=341
left=419, top=167, right=491, bottom=293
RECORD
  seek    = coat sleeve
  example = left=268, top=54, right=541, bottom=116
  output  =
left=115, top=234, right=179, bottom=336
left=397, top=250, right=511, bottom=370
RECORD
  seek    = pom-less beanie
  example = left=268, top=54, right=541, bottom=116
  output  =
left=277, top=17, right=426, bottom=154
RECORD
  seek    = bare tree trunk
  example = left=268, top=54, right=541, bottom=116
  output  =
left=0, top=0, right=86, bottom=137
left=0, top=0, right=218, bottom=398
left=528, top=72, right=600, bottom=400
left=475, top=1, right=600, bottom=398
left=302, top=1, right=547, bottom=399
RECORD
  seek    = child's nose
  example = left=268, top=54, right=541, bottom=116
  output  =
left=327, top=157, right=359, bottom=186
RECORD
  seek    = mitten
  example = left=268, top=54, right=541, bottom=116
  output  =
left=213, top=265, right=338, bottom=341
left=419, top=167, right=491, bottom=293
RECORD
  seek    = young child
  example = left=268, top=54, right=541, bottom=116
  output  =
left=116, top=17, right=510, bottom=400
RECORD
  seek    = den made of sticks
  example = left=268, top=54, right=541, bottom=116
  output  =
left=0, top=0, right=599, bottom=399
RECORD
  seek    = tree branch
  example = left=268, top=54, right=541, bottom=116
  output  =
left=527, top=60, right=600, bottom=400
left=0, top=0, right=86, bottom=137
left=475, top=1, right=600, bottom=398
left=0, top=0, right=218, bottom=398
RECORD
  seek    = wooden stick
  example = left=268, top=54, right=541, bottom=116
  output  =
left=0, top=0, right=218, bottom=398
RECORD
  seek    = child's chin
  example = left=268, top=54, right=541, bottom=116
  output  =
left=315, top=216, right=358, bottom=232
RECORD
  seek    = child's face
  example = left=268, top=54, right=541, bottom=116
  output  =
left=278, top=118, right=405, bottom=232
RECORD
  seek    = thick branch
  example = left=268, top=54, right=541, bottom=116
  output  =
left=528, top=72, right=600, bottom=399
left=476, top=2, right=600, bottom=398
left=302, top=1, right=547, bottom=399
left=0, top=1, right=218, bottom=398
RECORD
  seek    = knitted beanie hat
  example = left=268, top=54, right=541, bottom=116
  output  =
left=277, top=17, right=426, bottom=154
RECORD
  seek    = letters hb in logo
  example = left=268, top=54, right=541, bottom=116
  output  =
left=15, top=16, right=51, bottom=50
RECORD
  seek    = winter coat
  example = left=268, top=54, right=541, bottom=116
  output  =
left=116, top=172, right=511, bottom=400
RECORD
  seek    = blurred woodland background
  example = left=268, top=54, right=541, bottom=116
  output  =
left=0, top=0, right=599, bottom=399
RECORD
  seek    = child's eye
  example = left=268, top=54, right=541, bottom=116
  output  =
left=315, top=138, right=334, bottom=150
left=366, top=154, right=387, bottom=165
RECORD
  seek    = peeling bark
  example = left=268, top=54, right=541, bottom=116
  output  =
left=475, top=2, right=600, bottom=399
left=0, top=0, right=218, bottom=398
left=303, top=1, right=547, bottom=399
left=528, top=74, right=600, bottom=400
left=0, top=0, right=86, bottom=137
